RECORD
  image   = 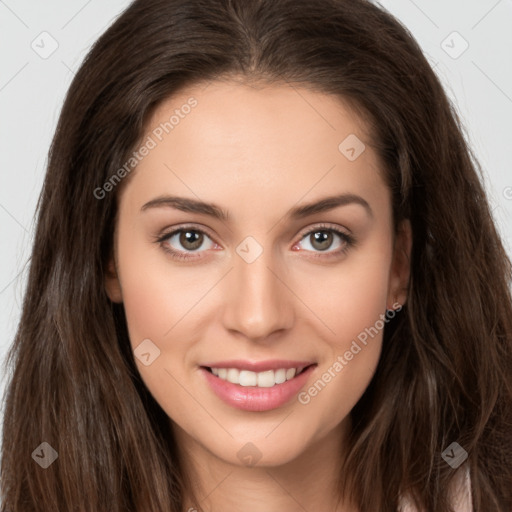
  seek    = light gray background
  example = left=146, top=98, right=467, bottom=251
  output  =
left=1, top=0, right=511, bottom=430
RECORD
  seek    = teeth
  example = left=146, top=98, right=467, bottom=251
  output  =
left=240, top=370, right=257, bottom=386
left=274, top=368, right=286, bottom=384
left=209, top=366, right=306, bottom=387
left=226, top=368, right=239, bottom=384
left=257, top=370, right=274, bottom=388
left=285, top=368, right=296, bottom=380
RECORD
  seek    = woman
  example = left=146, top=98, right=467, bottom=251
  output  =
left=1, top=0, right=511, bottom=510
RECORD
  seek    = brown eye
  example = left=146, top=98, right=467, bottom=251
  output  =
left=159, top=227, right=216, bottom=257
left=178, top=230, right=204, bottom=251
left=309, top=230, right=334, bottom=251
left=296, top=225, right=355, bottom=258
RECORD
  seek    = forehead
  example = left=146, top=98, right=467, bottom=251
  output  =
left=119, top=80, right=389, bottom=222
left=147, top=79, right=372, bottom=162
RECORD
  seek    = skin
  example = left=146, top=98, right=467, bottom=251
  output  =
left=105, top=79, right=412, bottom=512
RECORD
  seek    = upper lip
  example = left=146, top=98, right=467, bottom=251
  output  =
left=201, top=360, right=316, bottom=372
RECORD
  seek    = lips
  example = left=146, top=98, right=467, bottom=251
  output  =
left=200, top=360, right=317, bottom=411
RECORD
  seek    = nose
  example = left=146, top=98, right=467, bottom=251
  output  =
left=220, top=245, right=295, bottom=343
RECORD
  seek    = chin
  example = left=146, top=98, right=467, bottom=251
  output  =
left=210, top=429, right=312, bottom=468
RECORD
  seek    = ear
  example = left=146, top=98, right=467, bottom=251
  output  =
left=387, top=219, right=412, bottom=310
left=104, top=255, right=123, bottom=303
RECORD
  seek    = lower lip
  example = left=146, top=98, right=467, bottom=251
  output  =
left=201, top=365, right=316, bottom=412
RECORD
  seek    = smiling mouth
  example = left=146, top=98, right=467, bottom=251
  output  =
left=202, top=365, right=315, bottom=388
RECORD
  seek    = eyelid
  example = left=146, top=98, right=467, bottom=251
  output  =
left=296, top=222, right=352, bottom=240
left=155, top=223, right=217, bottom=243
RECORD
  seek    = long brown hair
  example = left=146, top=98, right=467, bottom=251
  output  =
left=2, top=0, right=511, bottom=510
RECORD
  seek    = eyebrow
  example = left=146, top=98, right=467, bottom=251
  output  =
left=140, top=193, right=373, bottom=221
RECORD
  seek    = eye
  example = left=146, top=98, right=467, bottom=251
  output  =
left=155, top=222, right=355, bottom=262
left=294, top=223, right=355, bottom=258
left=156, top=225, right=218, bottom=261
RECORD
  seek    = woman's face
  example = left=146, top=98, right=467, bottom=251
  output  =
left=106, top=80, right=410, bottom=468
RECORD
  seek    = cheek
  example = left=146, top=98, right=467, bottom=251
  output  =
left=293, top=240, right=392, bottom=432
left=116, top=228, right=202, bottom=345
left=115, top=231, right=202, bottom=420
left=303, top=238, right=392, bottom=345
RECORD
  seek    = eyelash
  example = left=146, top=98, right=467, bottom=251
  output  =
left=154, top=223, right=356, bottom=262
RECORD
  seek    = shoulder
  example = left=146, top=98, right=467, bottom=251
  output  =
left=398, top=465, right=472, bottom=512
